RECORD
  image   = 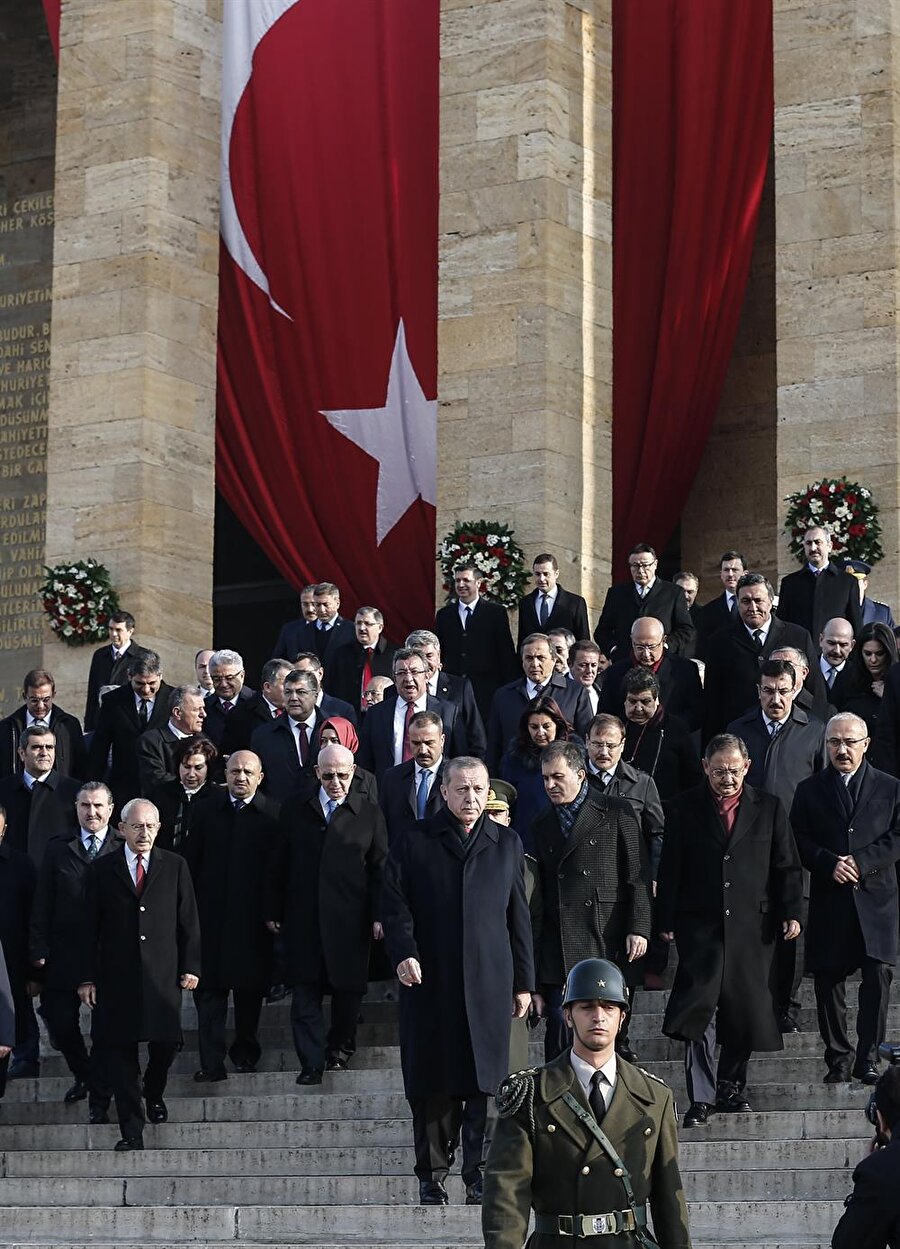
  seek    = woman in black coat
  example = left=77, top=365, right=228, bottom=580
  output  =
left=499, top=695, right=579, bottom=854
left=622, top=668, right=702, bottom=799
left=151, top=734, right=218, bottom=853
left=840, top=622, right=898, bottom=730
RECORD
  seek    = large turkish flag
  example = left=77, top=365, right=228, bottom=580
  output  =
left=216, top=0, right=438, bottom=643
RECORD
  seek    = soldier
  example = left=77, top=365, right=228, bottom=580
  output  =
left=483, top=958, right=691, bottom=1249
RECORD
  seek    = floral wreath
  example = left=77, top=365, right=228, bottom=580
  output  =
left=39, top=559, right=120, bottom=646
left=783, top=477, right=883, bottom=566
left=438, top=520, right=529, bottom=609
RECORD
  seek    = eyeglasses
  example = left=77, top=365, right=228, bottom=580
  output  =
left=394, top=668, right=426, bottom=678
left=629, top=561, right=656, bottom=571
left=760, top=686, right=793, bottom=697
left=708, top=767, right=744, bottom=779
left=126, top=823, right=159, bottom=833
left=633, top=642, right=663, bottom=653
left=825, top=737, right=868, bottom=748
left=591, top=740, right=625, bottom=752
left=319, top=771, right=353, bottom=782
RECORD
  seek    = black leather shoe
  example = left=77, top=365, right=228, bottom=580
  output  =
left=114, top=1137, right=143, bottom=1151
left=193, top=1069, right=227, bottom=1083
left=296, top=1068, right=323, bottom=1086
left=682, top=1102, right=713, bottom=1127
left=419, top=1179, right=448, bottom=1205
left=824, top=1066, right=852, bottom=1084
left=325, top=1057, right=348, bottom=1071
left=232, top=1062, right=256, bottom=1074
left=89, top=1109, right=109, bottom=1125
left=146, top=1100, right=167, bottom=1124
left=854, top=1063, right=879, bottom=1085
left=715, top=1089, right=752, bottom=1113
left=779, top=1015, right=801, bottom=1034
left=64, top=1080, right=89, bottom=1104
left=464, top=1178, right=483, bottom=1205
left=7, top=1060, right=39, bottom=1080
left=266, top=983, right=287, bottom=1003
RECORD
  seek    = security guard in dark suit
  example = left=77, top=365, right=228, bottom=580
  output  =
left=832, top=1062, right=900, bottom=1248
left=482, top=958, right=691, bottom=1248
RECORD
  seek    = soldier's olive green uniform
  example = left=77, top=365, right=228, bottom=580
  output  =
left=482, top=1049, right=691, bottom=1248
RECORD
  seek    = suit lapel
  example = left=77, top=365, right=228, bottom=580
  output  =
left=728, top=786, right=760, bottom=851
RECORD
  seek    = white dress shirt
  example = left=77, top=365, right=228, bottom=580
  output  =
left=290, top=711, right=317, bottom=760
left=393, top=695, right=427, bottom=764
left=458, top=596, right=479, bottom=627
left=745, top=619, right=772, bottom=646
left=570, top=1050, right=617, bottom=1112
left=167, top=719, right=189, bottom=740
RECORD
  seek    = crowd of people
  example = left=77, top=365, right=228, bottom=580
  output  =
left=0, top=532, right=899, bottom=1240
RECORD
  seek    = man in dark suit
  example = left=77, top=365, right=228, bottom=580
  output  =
left=0, top=669, right=86, bottom=781
left=381, top=756, right=533, bottom=1205
left=695, top=550, right=746, bottom=659
left=202, top=649, right=258, bottom=749
left=727, top=658, right=826, bottom=1032
left=599, top=615, right=703, bottom=731
left=251, top=669, right=329, bottom=802
left=405, top=629, right=486, bottom=758
left=78, top=797, right=201, bottom=1150
left=674, top=570, right=702, bottom=654
left=777, top=525, right=862, bottom=639
left=771, top=643, right=835, bottom=725
left=486, top=633, right=593, bottom=774
left=31, top=782, right=119, bottom=1120
left=434, top=561, right=518, bottom=723
left=593, top=542, right=695, bottom=660
left=379, top=711, right=446, bottom=843
left=329, top=607, right=397, bottom=712
left=136, top=685, right=208, bottom=795
left=791, top=713, right=900, bottom=1085
left=586, top=714, right=665, bottom=883
left=817, top=616, right=857, bottom=707
left=531, top=741, right=650, bottom=1062
left=87, top=653, right=174, bottom=812
left=358, top=649, right=468, bottom=783
left=702, top=573, right=820, bottom=746
left=269, top=582, right=320, bottom=661
left=515, top=553, right=590, bottom=650
left=0, top=727, right=80, bottom=868
left=622, top=669, right=703, bottom=801
left=291, top=652, right=358, bottom=727
left=185, top=751, right=279, bottom=1081
left=84, top=612, right=151, bottom=732
left=657, top=733, right=802, bottom=1125
left=568, top=641, right=605, bottom=717
left=220, top=659, right=292, bottom=757
left=285, top=582, right=357, bottom=685
left=266, top=744, right=387, bottom=1084
left=845, top=559, right=896, bottom=629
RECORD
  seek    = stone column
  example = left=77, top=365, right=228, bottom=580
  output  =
left=773, top=0, right=900, bottom=606
left=44, top=0, right=222, bottom=712
left=438, top=0, right=612, bottom=621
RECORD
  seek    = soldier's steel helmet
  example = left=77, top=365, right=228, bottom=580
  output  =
left=562, top=958, right=630, bottom=1012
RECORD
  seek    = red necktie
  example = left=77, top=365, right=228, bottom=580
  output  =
left=402, top=701, right=416, bottom=762
left=274, top=706, right=284, bottom=717
left=135, top=856, right=146, bottom=895
left=361, top=648, right=373, bottom=710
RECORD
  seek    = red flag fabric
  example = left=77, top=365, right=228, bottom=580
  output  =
left=217, top=0, right=438, bottom=643
left=611, top=0, right=773, bottom=573
left=41, top=0, right=60, bottom=60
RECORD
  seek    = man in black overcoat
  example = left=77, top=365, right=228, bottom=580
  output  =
left=790, top=712, right=900, bottom=1084
left=329, top=608, right=397, bottom=712
left=515, top=553, right=590, bottom=650
left=593, top=543, right=695, bottom=660
left=777, top=525, right=862, bottom=640
left=381, top=756, right=533, bottom=1206
left=78, top=797, right=201, bottom=1150
left=530, top=742, right=650, bottom=1062
left=84, top=612, right=151, bottom=732
left=136, top=685, right=208, bottom=795
left=220, top=659, right=292, bottom=757
left=86, top=654, right=174, bottom=811
left=379, top=712, right=446, bottom=844
left=251, top=669, right=329, bottom=801
left=31, top=782, right=119, bottom=1120
left=266, top=744, right=387, bottom=1084
left=694, top=550, right=746, bottom=659
left=185, top=751, right=278, bottom=1082
left=0, top=726, right=80, bottom=871
left=0, top=668, right=86, bottom=781
left=656, top=733, right=802, bottom=1126
left=406, top=629, right=487, bottom=760
left=434, top=563, right=518, bottom=723
left=702, top=573, right=821, bottom=746
left=599, top=616, right=703, bottom=732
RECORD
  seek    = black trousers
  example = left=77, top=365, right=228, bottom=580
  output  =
left=40, top=988, right=110, bottom=1112
left=193, top=986, right=264, bottom=1075
left=290, top=983, right=362, bottom=1072
left=814, top=959, right=893, bottom=1071
left=105, top=1041, right=178, bottom=1141
left=409, top=1093, right=489, bottom=1185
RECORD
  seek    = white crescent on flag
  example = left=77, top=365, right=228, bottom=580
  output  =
left=220, top=0, right=300, bottom=318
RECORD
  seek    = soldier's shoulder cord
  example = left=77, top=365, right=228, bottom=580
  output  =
left=496, top=1067, right=540, bottom=1131
left=635, top=1065, right=669, bottom=1090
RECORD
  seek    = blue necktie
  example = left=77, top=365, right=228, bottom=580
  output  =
left=324, top=798, right=336, bottom=823
left=539, top=593, right=550, bottom=626
left=416, top=770, right=431, bottom=820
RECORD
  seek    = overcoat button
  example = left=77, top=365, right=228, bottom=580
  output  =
left=614, top=1167, right=623, bottom=1177
left=140, top=935, right=146, bottom=941
left=589, top=839, right=597, bottom=846
left=548, top=1124, right=556, bottom=1133
left=583, top=869, right=589, bottom=876
left=581, top=1165, right=590, bottom=1175
left=725, top=909, right=730, bottom=916
left=139, top=906, right=146, bottom=912
left=644, top=1127, right=652, bottom=1137
left=585, top=900, right=592, bottom=906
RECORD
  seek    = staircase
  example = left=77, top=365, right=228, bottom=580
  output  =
left=0, top=985, right=875, bottom=1246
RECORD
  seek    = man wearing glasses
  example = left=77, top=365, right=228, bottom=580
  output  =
left=656, top=733, right=802, bottom=1127
left=357, top=648, right=467, bottom=782
left=599, top=616, right=703, bottom=732
left=593, top=543, right=695, bottom=661
left=791, top=713, right=900, bottom=1085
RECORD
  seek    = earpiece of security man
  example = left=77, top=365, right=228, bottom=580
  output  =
left=482, top=958, right=691, bottom=1248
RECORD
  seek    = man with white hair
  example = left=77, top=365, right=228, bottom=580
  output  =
left=202, top=649, right=256, bottom=748
left=791, top=713, right=900, bottom=1085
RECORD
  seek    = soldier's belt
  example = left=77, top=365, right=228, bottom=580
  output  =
left=533, top=1207, right=647, bottom=1237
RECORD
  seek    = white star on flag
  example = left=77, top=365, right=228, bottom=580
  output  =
left=320, top=319, right=437, bottom=546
